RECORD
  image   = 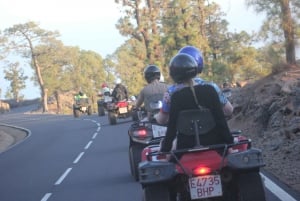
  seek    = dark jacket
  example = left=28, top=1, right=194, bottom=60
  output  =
left=160, top=84, right=233, bottom=152
left=112, top=84, right=128, bottom=102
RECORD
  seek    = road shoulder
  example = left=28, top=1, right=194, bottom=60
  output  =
left=0, top=125, right=28, bottom=153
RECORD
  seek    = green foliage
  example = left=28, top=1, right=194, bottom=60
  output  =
left=113, top=0, right=274, bottom=87
left=4, top=62, right=28, bottom=101
left=2, top=0, right=296, bottom=105
left=113, top=39, right=146, bottom=95
left=246, top=0, right=299, bottom=65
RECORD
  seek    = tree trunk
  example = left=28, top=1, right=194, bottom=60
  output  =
left=54, top=90, right=62, bottom=114
left=42, top=88, right=48, bottom=113
left=280, top=0, right=296, bottom=65
left=28, top=37, right=48, bottom=112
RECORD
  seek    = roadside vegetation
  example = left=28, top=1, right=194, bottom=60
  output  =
left=0, top=0, right=299, bottom=114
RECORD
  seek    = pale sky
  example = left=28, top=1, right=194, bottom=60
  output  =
left=0, top=0, right=274, bottom=99
left=0, top=0, right=264, bottom=57
left=0, top=0, right=125, bottom=57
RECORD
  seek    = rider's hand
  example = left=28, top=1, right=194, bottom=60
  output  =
left=154, top=113, right=159, bottom=121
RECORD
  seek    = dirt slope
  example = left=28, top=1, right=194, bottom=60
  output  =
left=228, top=67, right=300, bottom=192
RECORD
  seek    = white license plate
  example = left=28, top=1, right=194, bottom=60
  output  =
left=189, top=175, right=222, bottom=199
left=81, top=107, right=86, bottom=111
left=119, top=107, right=128, bottom=114
left=152, top=125, right=167, bottom=138
left=104, top=96, right=112, bottom=102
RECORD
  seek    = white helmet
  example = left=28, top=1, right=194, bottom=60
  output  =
left=115, top=78, right=121, bottom=84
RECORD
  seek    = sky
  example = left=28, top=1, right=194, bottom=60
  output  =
left=0, top=0, right=297, bottom=99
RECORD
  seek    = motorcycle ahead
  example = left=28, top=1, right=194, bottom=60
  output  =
left=128, top=101, right=167, bottom=181
left=138, top=109, right=266, bottom=201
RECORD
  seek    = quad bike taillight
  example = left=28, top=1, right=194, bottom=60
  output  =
left=131, top=128, right=153, bottom=144
left=117, top=101, right=128, bottom=108
left=193, top=166, right=212, bottom=176
left=134, top=129, right=147, bottom=137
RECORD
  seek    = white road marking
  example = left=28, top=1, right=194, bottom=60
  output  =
left=73, top=152, right=85, bottom=164
left=41, top=193, right=52, bottom=201
left=84, top=141, right=93, bottom=149
left=92, top=132, right=98, bottom=139
left=55, top=168, right=72, bottom=185
left=39, top=118, right=102, bottom=200
left=260, top=173, right=297, bottom=201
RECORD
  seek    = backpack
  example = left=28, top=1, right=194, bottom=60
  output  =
left=114, top=85, right=127, bottom=101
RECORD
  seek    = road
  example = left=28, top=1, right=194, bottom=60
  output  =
left=0, top=108, right=299, bottom=201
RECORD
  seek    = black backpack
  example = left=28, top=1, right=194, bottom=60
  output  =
left=114, top=85, right=127, bottom=101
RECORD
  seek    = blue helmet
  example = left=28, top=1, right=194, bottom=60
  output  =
left=178, top=46, right=204, bottom=73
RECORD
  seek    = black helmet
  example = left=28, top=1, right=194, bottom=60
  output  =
left=144, top=65, right=161, bottom=83
left=169, top=53, right=198, bottom=83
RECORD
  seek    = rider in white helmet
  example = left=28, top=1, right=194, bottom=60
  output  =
left=111, top=78, right=128, bottom=102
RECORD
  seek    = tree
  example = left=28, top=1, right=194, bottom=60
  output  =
left=34, top=40, right=73, bottom=113
left=245, top=0, right=299, bottom=66
left=112, top=39, right=146, bottom=95
left=2, top=21, right=60, bottom=112
left=115, top=0, right=165, bottom=64
left=4, top=62, right=28, bottom=102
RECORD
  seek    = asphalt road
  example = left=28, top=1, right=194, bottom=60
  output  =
left=0, top=108, right=299, bottom=201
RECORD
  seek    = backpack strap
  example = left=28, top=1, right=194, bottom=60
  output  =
left=189, top=84, right=206, bottom=111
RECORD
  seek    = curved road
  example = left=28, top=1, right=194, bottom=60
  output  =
left=0, top=108, right=299, bottom=201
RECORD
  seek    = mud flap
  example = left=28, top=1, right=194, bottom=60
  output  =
left=227, top=148, right=265, bottom=169
left=139, top=161, right=176, bottom=184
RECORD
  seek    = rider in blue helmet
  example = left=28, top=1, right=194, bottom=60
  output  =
left=160, top=53, right=233, bottom=152
left=155, top=45, right=233, bottom=124
left=178, top=45, right=204, bottom=73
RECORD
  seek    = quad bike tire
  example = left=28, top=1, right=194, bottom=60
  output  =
left=87, top=106, right=92, bottom=115
left=73, top=108, right=80, bottom=118
left=236, top=172, right=266, bottom=201
left=143, top=184, right=171, bottom=201
left=98, top=106, right=105, bottom=116
left=129, top=145, right=144, bottom=181
left=108, top=112, right=117, bottom=125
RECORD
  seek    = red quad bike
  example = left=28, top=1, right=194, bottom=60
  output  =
left=128, top=101, right=167, bottom=181
left=106, top=100, right=133, bottom=125
left=138, top=109, right=266, bottom=201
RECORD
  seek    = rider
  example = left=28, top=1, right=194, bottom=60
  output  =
left=160, top=53, right=233, bottom=152
left=100, top=83, right=111, bottom=96
left=74, top=91, right=87, bottom=101
left=111, top=78, right=128, bottom=102
left=135, top=65, right=168, bottom=121
left=155, top=45, right=233, bottom=124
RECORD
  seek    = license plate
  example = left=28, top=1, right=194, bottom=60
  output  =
left=81, top=107, right=86, bottom=111
left=104, top=96, right=112, bottom=102
left=152, top=125, right=167, bottom=138
left=189, top=175, right=222, bottom=199
left=119, top=107, right=128, bottom=114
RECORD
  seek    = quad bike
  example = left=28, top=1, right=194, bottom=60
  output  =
left=138, top=109, right=266, bottom=201
left=128, top=101, right=167, bottom=181
left=106, top=100, right=133, bottom=125
left=97, top=91, right=112, bottom=116
left=73, top=98, right=92, bottom=118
